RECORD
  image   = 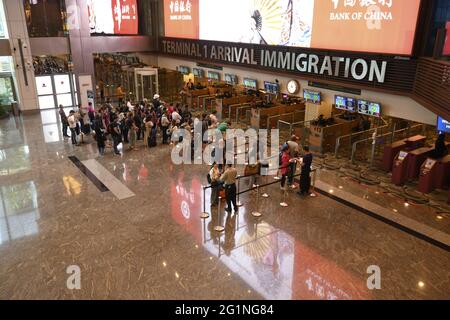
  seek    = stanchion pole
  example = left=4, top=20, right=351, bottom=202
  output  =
left=280, top=184, right=289, bottom=207
left=252, top=185, right=262, bottom=217
left=261, top=175, right=270, bottom=198
left=236, top=176, right=243, bottom=207
left=214, top=196, right=225, bottom=233
left=310, top=170, right=317, bottom=198
left=200, top=186, right=210, bottom=219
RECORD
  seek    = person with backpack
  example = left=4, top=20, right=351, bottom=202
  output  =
left=93, top=113, right=106, bottom=156
left=109, top=115, right=122, bottom=155
left=209, top=163, right=221, bottom=206
left=160, top=112, right=170, bottom=144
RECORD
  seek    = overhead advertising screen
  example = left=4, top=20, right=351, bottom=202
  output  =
left=164, top=0, right=421, bottom=55
left=88, top=0, right=138, bottom=35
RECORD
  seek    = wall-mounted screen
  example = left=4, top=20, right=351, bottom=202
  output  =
left=264, top=82, right=279, bottom=94
left=193, top=68, right=204, bottom=77
left=358, top=100, right=381, bottom=117
left=335, top=95, right=356, bottom=112
left=163, top=0, right=421, bottom=55
left=398, top=151, right=408, bottom=161
left=177, top=66, right=190, bottom=75
left=437, top=116, right=450, bottom=133
left=443, top=22, right=450, bottom=56
left=224, top=74, right=238, bottom=85
left=303, top=89, right=321, bottom=104
left=88, top=0, right=138, bottom=35
left=207, top=71, right=220, bottom=81
left=243, top=78, right=257, bottom=90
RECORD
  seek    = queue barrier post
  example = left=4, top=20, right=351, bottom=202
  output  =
left=200, top=186, right=210, bottom=219
left=214, top=196, right=225, bottom=233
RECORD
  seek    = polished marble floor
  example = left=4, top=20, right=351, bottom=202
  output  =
left=0, top=111, right=449, bottom=300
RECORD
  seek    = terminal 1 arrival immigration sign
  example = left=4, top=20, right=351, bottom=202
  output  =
left=159, top=37, right=417, bottom=93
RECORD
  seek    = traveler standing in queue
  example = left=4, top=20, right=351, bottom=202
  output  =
left=67, top=110, right=78, bottom=145
left=109, top=115, right=122, bottom=155
left=59, top=105, right=70, bottom=139
left=279, top=148, right=291, bottom=190
left=127, top=112, right=138, bottom=151
left=161, top=112, right=170, bottom=144
left=287, top=135, right=301, bottom=189
left=298, top=146, right=313, bottom=196
left=93, top=113, right=106, bottom=156
left=220, top=164, right=238, bottom=213
left=209, top=163, right=221, bottom=206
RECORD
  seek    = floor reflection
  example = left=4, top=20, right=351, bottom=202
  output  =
left=0, top=145, right=30, bottom=176
left=0, top=181, right=40, bottom=245
left=170, top=174, right=371, bottom=300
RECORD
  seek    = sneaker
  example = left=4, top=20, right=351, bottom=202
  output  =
left=225, top=207, right=232, bottom=213
left=291, top=185, right=298, bottom=189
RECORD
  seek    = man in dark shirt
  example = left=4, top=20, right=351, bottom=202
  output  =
left=298, top=146, right=313, bottom=196
left=109, top=116, right=122, bottom=155
left=59, top=105, right=70, bottom=138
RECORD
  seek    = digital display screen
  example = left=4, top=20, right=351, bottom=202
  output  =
left=398, top=151, right=408, bottom=161
left=177, top=66, right=190, bottom=75
left=88, top=0, right=138, bottom=35
left=193, top=68, right=204, bottom=77
left=164, top=0, right=421, bottom=55
left=244, top=78, right=257, bottom=90
left=303, top=89, right=321, bottom=104
left=264, top=82, right=279, bottom=94
left=207, top=71, right=220, bottom=81
left=335, top=95, right=356, bottom=112
left=225, top=74, right=238, bottom=85
left=437, top=116, right=450, bottom=133
left=444, top=22, right=450, bottom=56
left=358, top=100, right=381, bottom=117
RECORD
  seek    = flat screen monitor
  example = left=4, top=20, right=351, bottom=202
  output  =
left=225, top=74, right=237, bottom=85
left=358, top=100, right=381, bottom=117
left=177, top=66, right=190, bottom=75
left=244, top=78, right=257, bottom=90
left=264, top=82, right=279, bottom=94
left=335, top=95, right=356, bottom=112
left=303, top=89, right=321, bottom=104
left=437, top=116, right=450, bottom=133
left=193, top=68, right=204, bottom=77
left=207, top=71, right=220, bottom=81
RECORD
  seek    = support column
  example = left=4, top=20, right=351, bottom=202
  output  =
left=3, top=0, right=39, bottom=112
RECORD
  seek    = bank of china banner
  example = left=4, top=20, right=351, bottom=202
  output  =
left=164, top=0, right=421, bottom=55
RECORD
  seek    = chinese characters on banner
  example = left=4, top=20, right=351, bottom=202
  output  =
left=112, top=0, right=138, bottom=34
left=88, top=0, right=138, bottom=35
left=164, top=0, right=199, bottom=39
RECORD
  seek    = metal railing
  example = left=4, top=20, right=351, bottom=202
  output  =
left=334, top=117, right=389, bottom=158
left=266, top=110, right=305, bottom=130
left=350, top=123, right=425, bottom=165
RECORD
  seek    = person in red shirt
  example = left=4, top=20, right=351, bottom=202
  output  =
left=280, top=149, right=291, bottom=190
